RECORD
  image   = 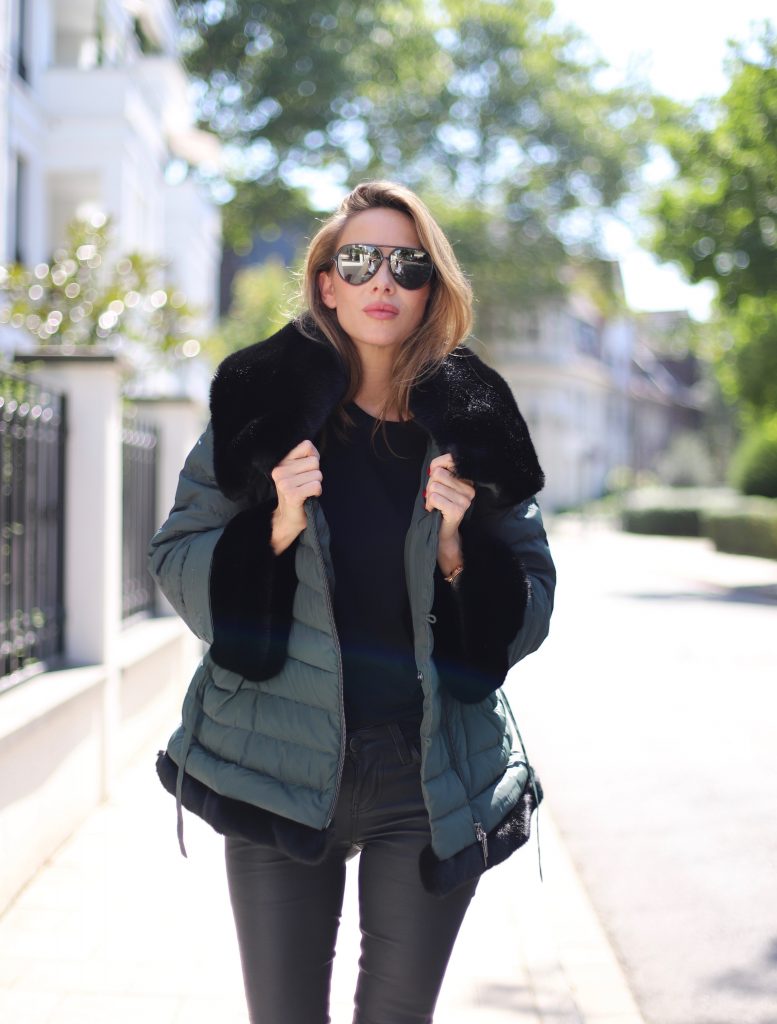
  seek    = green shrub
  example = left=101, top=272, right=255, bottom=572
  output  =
left=729, top=416, right=777, bottom=498
left=702, top=500, right=777, bottom=559
left=621, top=507, right=702, bottom=536
left=620, top=487, right=738, bottom=537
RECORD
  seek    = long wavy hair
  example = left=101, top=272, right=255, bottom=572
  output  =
left=298, top=181, right=473, bottom=435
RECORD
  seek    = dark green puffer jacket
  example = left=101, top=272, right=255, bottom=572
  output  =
left=151, top=322, right=556, bottom=896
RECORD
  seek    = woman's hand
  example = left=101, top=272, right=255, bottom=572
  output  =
left=269, top=439, right=322, bottom=554
left=425, top=454, right=476, bottom=576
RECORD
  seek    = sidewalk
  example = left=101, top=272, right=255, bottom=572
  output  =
left=0, top=734, right=645, bottom=1024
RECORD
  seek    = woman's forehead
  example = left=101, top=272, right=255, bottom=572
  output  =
left=338, top=207, right=420, bottom=247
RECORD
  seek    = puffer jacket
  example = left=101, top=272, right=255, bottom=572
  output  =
left=151, top=321, right=556, bottom=896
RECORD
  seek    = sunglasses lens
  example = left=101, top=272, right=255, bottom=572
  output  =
left=335, top=244, right=381, bottom=285
left=390, top=249, right=433, bottom=290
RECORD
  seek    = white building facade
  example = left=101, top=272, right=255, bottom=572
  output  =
left=488, top=284, right=634, bottom=512
left=0, top=0, right=221, bottom=345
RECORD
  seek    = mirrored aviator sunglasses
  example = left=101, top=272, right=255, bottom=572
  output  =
left=332, top=243, right=434, bottom=290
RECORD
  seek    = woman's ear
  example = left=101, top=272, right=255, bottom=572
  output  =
left=318, top=269, right=337, bottom=310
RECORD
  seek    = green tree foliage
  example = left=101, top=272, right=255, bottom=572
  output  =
left=645, top=22, right=777, bottom=311
left=0, top=216, right=198, bottom=357
left=729, top=413, right=777, bottom=498
left=644, top=21, right=777, bottom=425
left=704, top=295, right=777, bottom=417
left=205, top=257, right=294, bottom=365
left=176, top=0, right=661, bottom=318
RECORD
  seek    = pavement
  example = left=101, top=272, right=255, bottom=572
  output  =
left=0, top=692, right=647, bottom=1023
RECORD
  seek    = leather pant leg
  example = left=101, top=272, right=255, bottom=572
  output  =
left=224, top=833, right=347, bottom=1024
left=348, top=725, right=478, bottom=1024
left=224, top=719, right=478, bottom=1024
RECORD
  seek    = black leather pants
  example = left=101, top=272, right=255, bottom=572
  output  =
left=224, top=718, right=478, bottom=1024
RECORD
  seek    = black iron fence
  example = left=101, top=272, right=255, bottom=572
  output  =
left=0, top=370, right=66, bottom=692
left=121, top=412, right=157, bottom=621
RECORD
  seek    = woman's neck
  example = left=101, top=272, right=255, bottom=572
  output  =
left=353, top=347, right=403, bottom=421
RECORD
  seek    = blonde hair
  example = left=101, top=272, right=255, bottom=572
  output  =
left=298, top=181, right=473, bottom=432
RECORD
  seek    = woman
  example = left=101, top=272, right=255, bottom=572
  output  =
left=151, top=180, right=556, bottom=1024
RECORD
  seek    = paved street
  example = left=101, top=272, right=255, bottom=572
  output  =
left=519, top=518, right=777, bottom=1024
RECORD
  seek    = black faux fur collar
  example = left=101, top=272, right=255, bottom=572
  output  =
left=210, top=321, right=544, bottom=506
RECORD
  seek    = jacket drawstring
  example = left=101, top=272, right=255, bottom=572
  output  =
left=175, top=672, right=207, bottom=858
left=499, top=688, right=543, bottom=883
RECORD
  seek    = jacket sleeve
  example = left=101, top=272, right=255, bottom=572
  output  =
left=147, top=422, right=299, bottom=680
left=431, top=494, right=556, bottom=703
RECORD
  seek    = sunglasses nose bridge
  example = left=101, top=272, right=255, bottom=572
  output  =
left=370, top=252, right=396, bottom=288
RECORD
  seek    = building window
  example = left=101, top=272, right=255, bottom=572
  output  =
left=13, top=0, right=29, bottom=81
left=13, top=155, right=27, bottom=265
left=575, top=317, right=601, bottom=358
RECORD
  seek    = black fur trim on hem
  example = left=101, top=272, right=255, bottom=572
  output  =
left=156, top=751, right=333, bottom=863
left=419, top=775, right=544, bottom=898
left=209, top=501, right=299, bottom=681
left=431, top=516, right=530, bottom=703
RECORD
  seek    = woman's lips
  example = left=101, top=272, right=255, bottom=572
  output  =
left=363, top=304, right=399, bottom=319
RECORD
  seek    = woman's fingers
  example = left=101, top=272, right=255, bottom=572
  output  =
left=427, top=468, right=475, bottom=501
left=425, top=455, right=476, bottom=519
left=271, top=455, right=320, bottom=483
left=425, top=480, right=472, bottom=514
left=271, top=441, right=323, bottom=509
left=282, top=439, right=320, bottom=462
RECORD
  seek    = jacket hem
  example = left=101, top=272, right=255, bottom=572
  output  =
left=157, top=751, right=542, bottom=895
left=418, top=773, right=543, bottom=897
left=156, top=751, right=334, bottom=863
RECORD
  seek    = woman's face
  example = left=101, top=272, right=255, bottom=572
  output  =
left=318, top=207, right=431, bottom=355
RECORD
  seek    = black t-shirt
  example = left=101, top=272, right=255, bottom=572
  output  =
left=318, top=401, right=427, bottom=729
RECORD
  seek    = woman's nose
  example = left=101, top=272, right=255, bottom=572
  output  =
left=371, top=258, right=395, bottom=290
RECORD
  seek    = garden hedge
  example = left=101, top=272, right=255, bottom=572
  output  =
left=702, top=502, right=777, bottom=559
left=618, top=488, right=777, bottom=559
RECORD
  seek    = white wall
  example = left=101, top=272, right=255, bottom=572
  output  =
left=0, top=351, right=205, bottom=915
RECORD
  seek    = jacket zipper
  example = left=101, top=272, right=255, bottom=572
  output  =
left=305, top=497, right=346, bottom=828
left=474, top=822, right=489, bottom=866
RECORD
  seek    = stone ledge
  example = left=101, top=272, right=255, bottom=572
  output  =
left=0, top=665, right=107, bottom=745
left=117, top=615, right=191, bottom=670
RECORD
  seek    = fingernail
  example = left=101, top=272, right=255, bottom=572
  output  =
left=423, top=489, right=427, bottom=498
left=427, top=467, right=431, bottom=476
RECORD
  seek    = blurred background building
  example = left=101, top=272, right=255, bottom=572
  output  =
left=0, top=0, right=221, bottom=353
left=487, top=267, right=708, bottom=510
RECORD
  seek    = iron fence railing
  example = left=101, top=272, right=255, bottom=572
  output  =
left=121, top=412, right=157, bottom=621
left=0, top=370, right=66, bottom=691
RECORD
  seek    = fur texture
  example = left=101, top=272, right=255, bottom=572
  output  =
left=209, top=321, right=544, bottom=507
left=431, top=513, right=531, bottom=703
left=209, top=500, right=299, bottom=681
